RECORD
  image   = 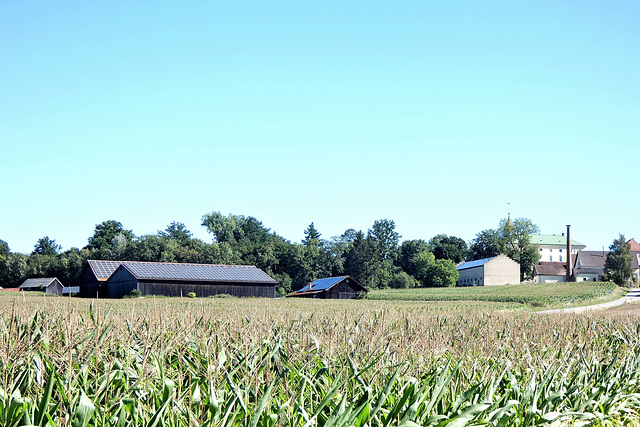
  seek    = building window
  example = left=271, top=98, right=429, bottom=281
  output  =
left=549, top=256, right=552, bottom=261
left=550, top=249, right=553, bottom=252
left=559, top=249, right=563, bottom=252
left=559, top=255, right=563, bottom=262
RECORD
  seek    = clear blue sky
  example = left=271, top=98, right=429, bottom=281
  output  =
left=1, top=1, right=638, bottom=254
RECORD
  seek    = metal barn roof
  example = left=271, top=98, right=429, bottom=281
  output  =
left=88, top=260, right=277, bottom=284
left=19, top=278, right=60, bottom=289
left=119, top=261, right=278, bottom=283
left=88, top=260, right=123, bottom=280
left=295, top=276, right=349, bottom=293
left=456, top=257, right=495, bottom=271
left=63, top=286, right=80, bottom=294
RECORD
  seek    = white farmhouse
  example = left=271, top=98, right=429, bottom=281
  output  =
left=530, top=234, right=586, bottom=263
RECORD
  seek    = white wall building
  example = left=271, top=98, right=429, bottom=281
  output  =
left=456, top=254, right=520, bottom=286
left=530, top=234, right=586, bottom=263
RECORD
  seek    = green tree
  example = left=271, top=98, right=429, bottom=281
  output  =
left=397, top=239, right=430, bottom=276
left=344, top=231, right=379, bottom=288
left=159, top=222, right=193, bottom=246
left=469, top=229, right=504, bottom=260
left=499, top=217, right=540, bottom=281
left=302, top=222, right=321, bottom=245
left=389, top=271, right=418, bottom=289
left=86, top=220, right=134, bottom=252
left=428, top=234, right=468, bottom=264
left=604, top=234, right=633, bottom=285
left=424, top=259, right=459, bottom=288
left=369, top=219, right=400, bottom=262
left=2, top=253, right=29, bottom=287
left=414, top=251, right=435, bottom=285
left=414, top=251, right=458, bottom=287
left=0, top=239, right=9, bottom=257
left=32, top=236, right=62, bottom=256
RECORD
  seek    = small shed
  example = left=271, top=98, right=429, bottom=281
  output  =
left=456, top=255, right=520, bottom=286
left=62, top=286, right=80, bottom=296
left=19, top=278, right=64, bottom=295
left=288, top=276, right=367, bottom=299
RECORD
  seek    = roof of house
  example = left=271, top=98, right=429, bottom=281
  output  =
left=290, top=276, right=366, bottom=296
left=575, top=251, right=640, bottom=269
left=87, top=259, right=277, bottom=284
left=456, top=257, right=495, bottom=271
left=533, top=262, right=567, bottom=276
left=19, top=278, right=61, bottom=289
left=295, top=276, right=348, bottom=293
left=530, top=234, right=586, bottom=248
left=628, top=238, right=640, bottom=252
left=88, top=260, right=124, bottom=281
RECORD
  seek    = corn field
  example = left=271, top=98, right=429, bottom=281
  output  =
left=1, top=295, right=640, bottom=426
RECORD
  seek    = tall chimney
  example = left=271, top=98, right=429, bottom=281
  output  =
left=566, top=225, right=573, bottom=282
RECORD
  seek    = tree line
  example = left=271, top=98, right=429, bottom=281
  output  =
left=0, top=213, right=545, bottom=294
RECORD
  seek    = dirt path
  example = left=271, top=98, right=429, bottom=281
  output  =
left=536, top=289, right=640, bottom=315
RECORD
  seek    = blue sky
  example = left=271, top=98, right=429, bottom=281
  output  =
left=1, top=1, right=638, bottom=254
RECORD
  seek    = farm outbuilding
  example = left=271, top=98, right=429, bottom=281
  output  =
left=288, top=276, right=367, bottom=299
left=19, top=278, right=64, bottom=295
left=77, top=260, right=122, bottom=298
left=78, top=260, right=277, bottom=298
left=456, top=255, right=520, bottom=286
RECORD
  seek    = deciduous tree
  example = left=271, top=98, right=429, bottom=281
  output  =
left=86, top=220, right=134, bottom=252
left=32, top=236, right=62, bottom=256
left=369, top=219, right=401, bottom=262
left=428, top=234, right=468, bottom=264
left=604, top=234, right=633, bottom=285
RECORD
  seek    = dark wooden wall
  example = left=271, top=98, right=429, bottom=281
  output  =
left=104, top=267, right=138, bottom=298
left=324, top=280, right=361, bottom=299
left=139, top=281, right=275, bottom=298
left=103, top=266, right=276, bottom=298
left=77, top=265, right=101, bottom=298
left=47, top=280, right=64, bottom=296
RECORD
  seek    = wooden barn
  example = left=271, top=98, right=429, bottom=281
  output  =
left=77, top=260, right=122, bottom=298
left=288, top=276, right=367, bottom=299
left=19, top=278, right=64, bottom=295
left=78, top=260, right=277, bottom=298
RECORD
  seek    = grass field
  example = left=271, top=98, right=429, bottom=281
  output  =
left=369, top=281, right=623, bottom=309
left=2, top=290, right=640, bottom=426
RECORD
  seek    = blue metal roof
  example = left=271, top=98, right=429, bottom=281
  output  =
left=296, top=276, right=348, bottom=293
left=456, top=257, right=495, bottom=271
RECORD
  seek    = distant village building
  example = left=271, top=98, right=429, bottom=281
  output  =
left=573, top=250, right=640, bottom=282
left=532, top=256, right=577, bottom=283
left=288, top=276, right=367, bottom=299
left=530, top=234, right=586, bottom=263
left=19, top=278, right=64, bottom=295
left=77, top=260, right=278, bottom=298
left=456, top=255, right=520, bottom=286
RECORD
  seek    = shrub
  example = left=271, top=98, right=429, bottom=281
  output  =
left=389, top=272, right=418, bottom=289
left=124, top=289, right=142, bottom=298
